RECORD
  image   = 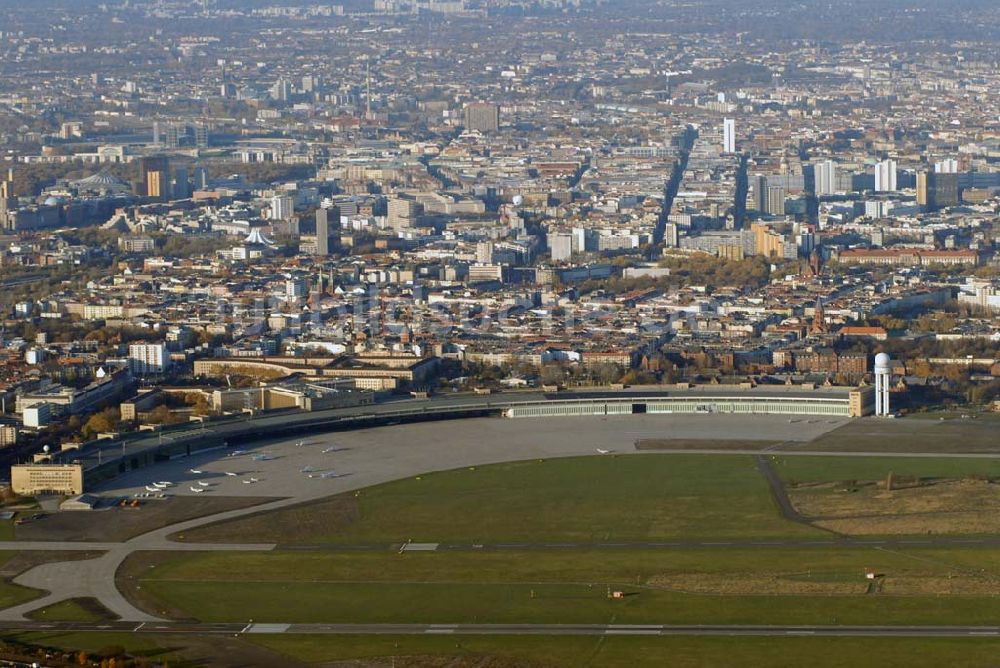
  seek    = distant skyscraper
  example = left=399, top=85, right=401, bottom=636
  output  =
left=271, top=79, right=292, bottom=102
left=723, top=118, right=736, bottom=154
left=193, top=167, right=209, bottom=190
left=152, top=121, right=162, bottom=147
left=464, top=102, right=500, bottom=133
left=874, top=159, right=897, bottom=192
left=164, top=125, right=180, bottom=149
left=765, top=186, right=786, bottom=216
left=550, top=232, right=573, bottom=261
left=194, top=124, right=209, bottom=148
left=917, top=171, right=958, bottom=211
left=476, top=241, right=494, bottom=264
left=753, top=175, right=768, bottom=212
left=270, top=195, right=294, bottom=221
left=173, top=168, right=190, bottom=199
left=934, top=158, right=959, bottom=174
left=140, top=156, right=170, bottom=200
left=814, top=160, right=837, bottom=196
left=315, top=206, right=338, bottom=256
left=664, top=222, right=679, bottom=248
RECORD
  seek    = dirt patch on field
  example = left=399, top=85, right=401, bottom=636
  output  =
left=789, top=478, right=1000, bottom=535
left=795, top=417, right=1000, bottom=454
left=636, top=439, right=781, bottom=451
left=320, top=656, right=554, bottom=668
left=883, top=576, right=1000, bottom=596
left=174, top=493, right=360, bottom=544
left=647, top=573, right=865, bottom=596
left=15, top=496, right=275, bottom=542
left=646, top=572, right=1000, bottom=597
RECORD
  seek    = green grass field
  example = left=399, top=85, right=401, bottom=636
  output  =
left=180, top=455, right=825, bottom=544
left=250, top=634, right=1000, bottom=668
left=124, top=545, right=1000, bottom=626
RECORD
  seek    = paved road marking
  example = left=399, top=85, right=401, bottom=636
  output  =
left=247, top=623, right=291, bottom=634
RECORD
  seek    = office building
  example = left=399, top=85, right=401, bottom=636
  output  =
left=270, top=195, right=294, bottom=221
left=934, top=158, right=959, bottom=174
left=387, top=197, right=424, bottom=230
left=464, top=102, right=500, bottom=133
left=11, top=464, right=84, bottom=496
left=140, top=156, right=170, bottom=200
left=875, top=159, right=897, bottom=192
left=173, top=168, right=190, bottom=199
left=917, top=171, right=959, bottom=211
left=315, top=206, right=338, bottom=256
left=814, top=160, right=837, bottom=196
left=752, top=174, right=768, bottom=212
left=550, top=232, right=574, bottom=261
left=765, top=186, right=786, bottom=216
left=723, top=118, right=736, bottom=154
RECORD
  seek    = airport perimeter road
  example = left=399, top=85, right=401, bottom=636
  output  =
left=0, top=621, right=998, bottom=638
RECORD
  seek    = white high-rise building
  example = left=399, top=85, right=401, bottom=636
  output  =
left=874, top=159, right=897, bottom=192
left=270, top=195, right=294, bottom=221
left=814, top=160, right=837, bottom=196
left=723, top=118, right=736, bottom=154
left=129, top=343, right=170, bottom=375
left=934, top=158, right=958, bottom=174
left=550, top=233, right=574, bottom=262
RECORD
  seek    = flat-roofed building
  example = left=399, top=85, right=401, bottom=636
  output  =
left=11, top=464, right=84, bottom=496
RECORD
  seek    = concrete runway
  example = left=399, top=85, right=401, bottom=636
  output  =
left=0, top=620, right=998, bottom=638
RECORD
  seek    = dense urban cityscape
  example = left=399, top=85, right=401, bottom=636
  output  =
left=0, top=0, right=998, bottom=666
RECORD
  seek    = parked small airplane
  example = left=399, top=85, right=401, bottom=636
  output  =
left=596, top=448, right=612, bottom=455
left=224, top=471, right=238, bottom=477
left=145, top=485, right=159, bottom=492
left=197, top=481, right=210, bottom=487
left=189, top=469, right=203, bottom=474
left=190, top=486, right=205, bottom=493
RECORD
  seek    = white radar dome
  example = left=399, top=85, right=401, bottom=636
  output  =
left=874, top=352, right=891, bottom=369
left=43, top=445, right=50, bottom=454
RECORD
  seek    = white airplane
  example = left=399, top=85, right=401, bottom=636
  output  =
left=596, top=448, right=612, bottom=455
left=145, top=485, right=159, bottom=492
left=156, top=481, right=173, bottom=487
left=190, top=486, right=205, bottom=493
left=197, top=481, right=211, bottom=487
left=242, top=479, right=254, bottom=484
left=189, top=469, right=203, bottom=474
left=322, top=446, right=347, bottom=454
left=224, top=471, right=238, bottom=477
